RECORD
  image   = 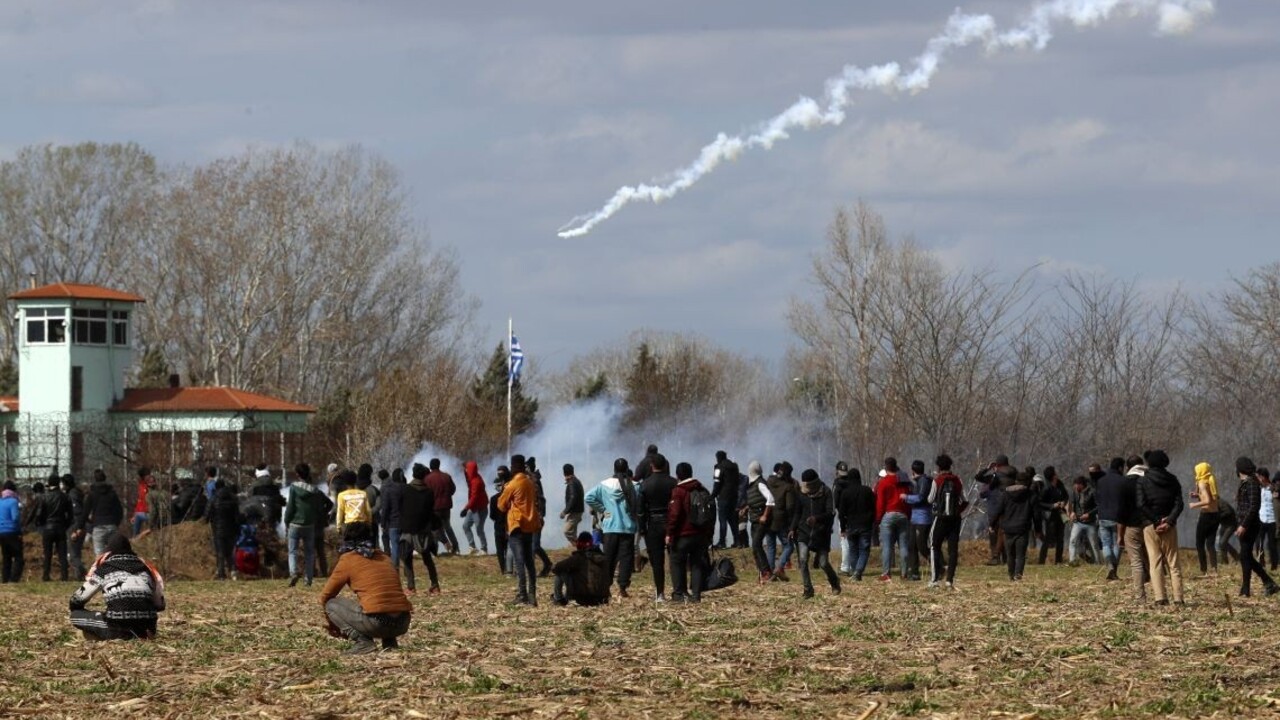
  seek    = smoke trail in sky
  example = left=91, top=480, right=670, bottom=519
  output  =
left=556, top=0, right=1214, bottom=239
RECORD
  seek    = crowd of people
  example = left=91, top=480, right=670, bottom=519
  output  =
left=2, top=444, right=1277, bottom=652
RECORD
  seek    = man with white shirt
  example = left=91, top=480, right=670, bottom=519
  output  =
left=743, top=461, right=775, bottom=583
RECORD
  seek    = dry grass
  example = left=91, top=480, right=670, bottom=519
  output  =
left=2, top=532, right=1280, bottom=719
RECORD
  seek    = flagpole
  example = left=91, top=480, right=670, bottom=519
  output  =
left=507, top=316, right=513, bottom=460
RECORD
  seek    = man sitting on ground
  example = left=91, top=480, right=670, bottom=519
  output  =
left=552, top=532, right=610, bottom=607
left=319, top=522, right=412, bottom=655
left=69, top=534, right=166, bottom=641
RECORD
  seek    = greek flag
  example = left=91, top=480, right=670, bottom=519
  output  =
left=509, top=334, right=524, bottom=383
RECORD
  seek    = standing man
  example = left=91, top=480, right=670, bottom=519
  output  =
left=424, top=459, right=459, bottom=555
left=1120, top=456, right=1151, bottom=602
left=586, top=460, right=639, bottom=600
left=497, top=455, right=542, bottom=606
left=795, top=469, right=841, bottom=598
left=400, top=465, right=441, bottom=595
left=1135, top=450, right=1184, bottom=606
left=490, top=466, right=512, bottom=575
left=1095, top=459, right=1127, bottom=579
left=832, top=462, right=854, bottom=575
left=83, top=469, right=124, bottom=557
left=905, top=460, right=932, bottom=581
left=927, top=455, right=968, bottom=588
left=461, top=461, right=489, bottom=555
left=711, top=451, right=739, bottom=550
left=837, top=468, right=876, bottom=581
left=285, top=464, right=319, bottom=588
left=206, top=479, right=241, bottom=581
left=1232, top=457, right=1280, bottom=597
left=767, top=462, right=799, bottom=581
left=1068, top=475, right=1102, bottom=566
left=875, top=458, right=911, bottom=582
left=666, top=462, right=713, bottom=603
left=976, top=455, right=1011, bottom=565
left=132, top=468, right=155, bottom=539
left=990, top=470, right=1039, bottom=582
left=1038, top=468, right=1069, bottom=565
left=526, top=457, right=554, bottom=577
left=560, top=464, right=585, bottom=546
left=744, top=461, right=776, bottom=583
left=64, top=474, right=86, bottom=580
left=34, top=474, right=73, bottom=581
left=379, top=469, right=407, bottom=571
left=638, top=456, right=677, bottom=600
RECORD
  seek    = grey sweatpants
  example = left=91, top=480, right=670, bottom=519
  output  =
left=324, top=597, right=410, bottom=642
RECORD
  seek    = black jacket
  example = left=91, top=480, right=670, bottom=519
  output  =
left=1070, top=485, right=1099, bottom=525
left=564, top=477, right=585, bottom=515
left=1094, top=471, right=1126, bottom=523
left=638, top=472, right=677, bottom=519
left=837, top=480, right=876, bottom=533
left=712, top=461, right=739, bottom=504
left=250, top=481, right=284, bottom=525
left=1038, top=482, right=1069, bottom=522
left=84, top=482, right=124, bottom=529
left=1135, top=467, right=1183, bottom=527
left=35, top=488, right=74, bottom=533
left=1238, top=476, right=1263, bottom=527
left=380, top=479, right=406, bottom=531
left=399, top=482, right=437, bottom=535
left=991, top=484, right=1039, bottom=535
left=66, top=485, right=85, bottom=531
left=1118, top=470, right=1147, bottom=528
left=767, top=475, right=798, bottom=533
left=206, top=486, right=241, bottom=531
left=795, top=481, right=836, bottom=551
left=552, top=547, right=610, bottom=604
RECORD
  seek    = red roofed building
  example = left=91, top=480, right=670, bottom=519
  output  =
left=3, top=282, right=314, bottom=483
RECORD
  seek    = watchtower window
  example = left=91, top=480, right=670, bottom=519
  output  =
left=24, top=308, right=66, bottom=345
left=72, top=309, right=109, bottom=345
left=112, top=310, right=130, bottom=346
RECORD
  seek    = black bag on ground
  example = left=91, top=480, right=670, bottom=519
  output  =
left=702, top=554, right=737, bottom=592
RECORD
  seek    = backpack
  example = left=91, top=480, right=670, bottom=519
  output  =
left=702, top=555, right=738, bottom=592
left=688, top=486, right=716, bottom=529
left=934, top=475, right=965, bottom=519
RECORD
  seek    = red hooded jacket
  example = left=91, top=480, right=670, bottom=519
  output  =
left=464, top=462, right=488, bottom=513
left=874, top=470, right=910, bottom=525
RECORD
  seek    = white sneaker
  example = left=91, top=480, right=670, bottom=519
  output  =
left=927, top=581, right=939, bottom=589
left=947, top=581, right=956, bottom=590
left=655, top=593, right=667, bottom=603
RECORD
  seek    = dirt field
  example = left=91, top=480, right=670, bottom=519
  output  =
left=3, top=533, right=1279, bottom=719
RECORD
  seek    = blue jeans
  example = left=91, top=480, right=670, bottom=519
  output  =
left=774, top=533, right=795, bottom=573
left=462, top=509, right=488, bottom=552
left=132, top=512, right=148, bottom=537
left=387, top=527, right=402, bottom=569
left=1098, top=520, right=1120, bottom=568
left=762, top=529, right=779, bottom=570
left=287, top=524, right=315, bottom=584
left=846, top=529, right=872, bottom=575
left=1069, top=522, right=1101, bottom=564
left=880, top=512, right=909, bottom=576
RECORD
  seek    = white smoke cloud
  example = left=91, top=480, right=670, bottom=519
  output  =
left=556, top=0, right=1215, bottom=238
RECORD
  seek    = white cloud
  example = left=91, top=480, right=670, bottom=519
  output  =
left=45, top=71, right=156, bottom=105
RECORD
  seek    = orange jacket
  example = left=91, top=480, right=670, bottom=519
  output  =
left=497, top=472, right=541, bottom=534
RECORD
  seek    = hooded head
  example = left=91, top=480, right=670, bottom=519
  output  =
left=357, top=463, right=373, bottom=482
left=748, top=461, right=763, bottom=480
left=1194, top=462, right=1217, bottom=494
left=1237, top=456, right=1258, bottom=478
left=675, top=462, right=693, bottom=481
left=779, top=462, right=794, bottom=480
left=715, top=450, right=727, bottom=462
left=465, top=461, right=481, bottom=482
left=495, top=465, right=511, bottom=483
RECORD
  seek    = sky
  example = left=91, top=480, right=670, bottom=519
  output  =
left=2, top=0, right=1277, bottom=372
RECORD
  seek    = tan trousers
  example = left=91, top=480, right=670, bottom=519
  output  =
left=1123, top=525, right=1149, bottom=600
left=1143, top=525, right=1183, bottom=603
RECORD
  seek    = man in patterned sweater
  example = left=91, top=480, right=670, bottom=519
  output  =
left=68, top=534, right=166, bottom=640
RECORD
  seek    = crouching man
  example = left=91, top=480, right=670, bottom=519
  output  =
left=552, top=532, right=610, bottom=607
left=69, top=534, right=166, bottom=641
left=319, top=522, right=411, bottom=655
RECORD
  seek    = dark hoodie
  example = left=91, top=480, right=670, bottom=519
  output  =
left=400, top=474, right=437, bottom=536
left=1135, top=467, right=1184, bottom=528
left=379, top=470, right=407, bottom=530
left=991, top=481, right=1039, bottom=535
left=795, top=471, right=835, bottom=551
left=767, top=465, right=798, bottom=534
left=638, top=471, right=677, bottom=519
left=836, top=472, right=875, bottom=533
left=1094, top=469, right=1126, bottom=523
left=84, top=480, right=124, bottom=528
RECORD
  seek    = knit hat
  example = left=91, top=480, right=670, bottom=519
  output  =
left=1237, top=456, right=1258, bottom=477
left=801, top=469, right=819, bottom=484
